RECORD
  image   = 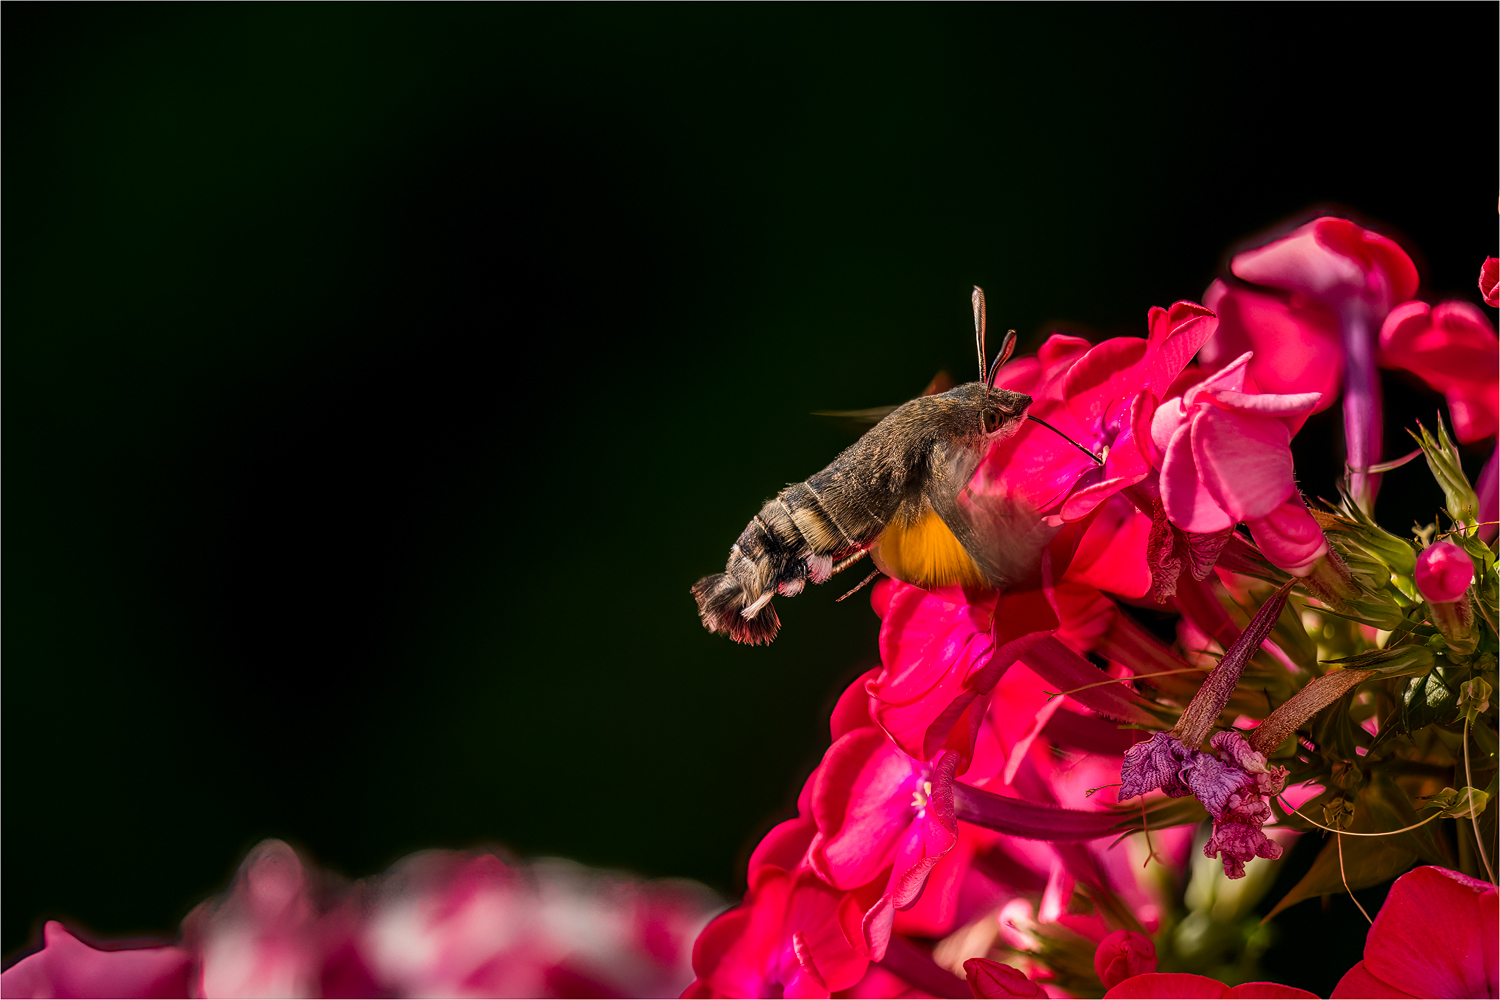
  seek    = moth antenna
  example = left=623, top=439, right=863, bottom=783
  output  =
left=1026, top=414, right=1105, bottom=465
left=985, top=329, right=1016, bottom=388
left=972, top=285, right=987, bottom=383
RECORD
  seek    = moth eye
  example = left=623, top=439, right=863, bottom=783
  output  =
left=982, top=408, right=1001, bottom=433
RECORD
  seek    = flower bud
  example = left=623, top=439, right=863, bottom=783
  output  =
left=1415, top=541, right=1475, bottom=603
left=1093, top=929, right=1157, bottom=990
left=1415, top=541, right=1477, bottom=652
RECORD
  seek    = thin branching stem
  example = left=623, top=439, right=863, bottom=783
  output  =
left=1275, top=795, right=1444, bottom=838
left=1338, top=832, right=1374, bottom=925
left=1464, top=717, right=1496, bottom=884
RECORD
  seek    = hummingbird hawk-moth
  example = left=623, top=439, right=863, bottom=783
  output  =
left=693, top=287, right=1060, bottom=645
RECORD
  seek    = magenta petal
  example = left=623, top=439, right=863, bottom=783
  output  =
left=1207, top=389, right=1323, bottom=420
left=1191, top=406, right=1295, bottom=522
left=0, top=923, right=191, bottom=1000
left=1362, top=866, right=1499, bottom=1000
left=1162, top=422, right=1233, bottom=533
left=809, top=728, right=925, bottom=890
left=1062, top=337, right=1149, bottom=432
left=1105, top=972, right=1230, bottom=998
left=1144, top=301, right=1219, bottom=398
left=1202, top=280, right=1343, bottom=410
left=1246, top=501, right=1327, bottom=577
left=1330, top=962, right=1419, bottom=999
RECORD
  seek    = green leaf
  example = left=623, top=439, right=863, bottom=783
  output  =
left=1428, top=786, right=1491, bottom=820
left=1263, top=790, right=1419, bottom=920
left=1402, top=667, right=1460, bottom=732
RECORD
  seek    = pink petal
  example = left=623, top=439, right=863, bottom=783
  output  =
left=1063, top=338, right=1149, bottom=435
left=1187, top=351, right=1252, bottom=405
left=1065, top=494, right=1151, bottom=598
left=1481, top=257, right=1499, bottom=308
left=1378, top=299, right=1499, bottom=443
left=1231, top=217, right=1417, bottom=312
left=1204, top=389, right=1323, bottom=421
left=965, top=957, right=1047, bottom=998
left=1362, top=865, right=1500, bottom=1000
left=1104, top=972, right=1230, bottom=998
left=809, top=728, right=926, bottom=890
left=1330, top=962, right=1419, bottom=999
left=1246, top=500, right=1328, bottom=577
left=1161, top=422, right=1233, bottom=533
left=831, top=666, right=881, bottom=740
left=1191, top=406, right=1295, bottom=522
left=1151, top=397, right=1190, bottom=467
left=0, top=923, right=191, bottom=1000
left=1144, top=301, right=1219, bottom=398
left=1201, top=280, right=1342, bottom=412
left=1222, top=984, right=1320, bottom=999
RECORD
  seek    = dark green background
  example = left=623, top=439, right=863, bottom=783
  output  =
left=5, top=6, right=1495, bottom=991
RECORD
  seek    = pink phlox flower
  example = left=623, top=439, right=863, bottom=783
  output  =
left=1228, top=216, right=1418, bottom=320
left=807, top=727, right=959, bottom=962
left=0, top=922, right=191, bottom=1000
left=1414, top=540, right=1476, bottom=605
left=865, top=579, right=1056, bottom=770
left=1378, top=299, right=1500, bottom=443
left=1104, top=972, right=1318, bottom=998
left=981, top=305, right=1217, bottom=525
left=1480, top=256, right=1498, bottom=308
left=1151, top=352, right=1326, bottom=575
left=1093, top=929, right=1157, bottom=991
left=687, top=863, right=865, bottom=999
left=1331, top=865, right=1499, bottom=999
left=1200, top=216, right=1419, bottom=510
left=183, top=838, right=356, bottom=1000
left=1202, top=279, right=1343, bottom=412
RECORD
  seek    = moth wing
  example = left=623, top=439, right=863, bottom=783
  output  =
left=946, top=488, right=1060, bottom=592
left=927, top=444, right=1061, bottom=592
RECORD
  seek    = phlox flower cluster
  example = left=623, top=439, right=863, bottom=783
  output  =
left=2, top=840, right=721, bottom=999
left=689, top=217, right=1500, bottom=998
left=4, top=217, right=1497, bottom=1000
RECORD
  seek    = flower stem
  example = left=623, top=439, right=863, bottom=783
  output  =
left=1338, top=832, right=1374, bottom=925
left=1275, top=795, right=1444, bottom=838
left=1341, top=305, right=1382, bottom=513
left=1464, top=717, right=1496, bottom=884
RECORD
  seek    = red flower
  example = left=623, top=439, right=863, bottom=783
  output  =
left=1104, top=972, right=1317, bottom=998
left=865, top=579, right=1056, bottom=770
left=1480, top=256, right=1498, bottom=308
left=1378, top=299, right=1499, bottom=443
left=1330, top=865, right=1499, bottom=999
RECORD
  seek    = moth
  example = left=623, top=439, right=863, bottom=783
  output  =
left=693, top=287, right=1063, bottom=645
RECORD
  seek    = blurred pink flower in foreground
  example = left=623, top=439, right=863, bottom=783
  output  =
left=2, top=840, right=721, bottom=999
left=1330, top=865, right=1499, bottom=1000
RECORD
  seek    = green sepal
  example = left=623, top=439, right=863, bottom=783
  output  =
left=1410, top=417, right=1479, bottom=530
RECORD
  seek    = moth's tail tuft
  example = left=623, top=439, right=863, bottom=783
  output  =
left=692, top=573, right=781, bottom=645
